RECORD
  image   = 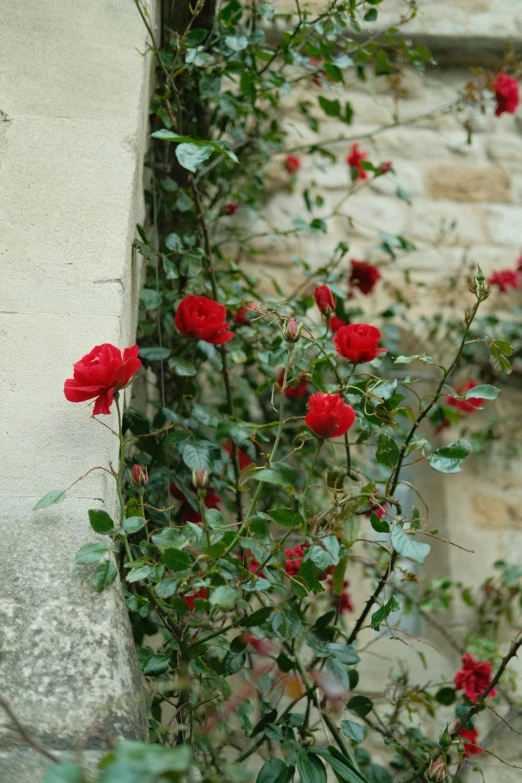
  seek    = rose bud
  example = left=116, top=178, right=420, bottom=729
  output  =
left=222, top=202, right=238, bottom=215
left=284, top=154, right=301, bottom=175
left=284, top=317, right=302, bottom=343
left=131, top=464, right=148, bottom=487
left=379, top=160, right=393, bottom=173
left=192, top=468, right=209, bottom=489
left=314, top=284, right=335, bottom=315
left=427, top=759, right=447, bottom=781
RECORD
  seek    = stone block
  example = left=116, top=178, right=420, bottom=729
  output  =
left=408, top=200, right=486, bottom=245
left=426, top=164, right=511, bottom=202
left=487, top=133, right=522, bottom=169
left=484, top=204, right=522, bottom=246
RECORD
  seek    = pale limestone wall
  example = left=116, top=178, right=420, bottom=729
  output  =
left=0, top=1, right=157, bottom=779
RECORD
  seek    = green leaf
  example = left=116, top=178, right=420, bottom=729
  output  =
left=122, top=516, right=147, bottom=535
left=311, top=746, right=370, bottom=783
left=318, top=96, right=341, bottom=117
left=364, top=8, right=378, bottom=21
left=394, top=354, right=432, bottom=365
left=391, top=525, right=431, bottom=564
left=297, top=752, right=327, bottom=783
left=257, top=759, right=294, bottom=783
left=341, top=719, right=367, bottom=744
left=428, top=439, right=472, bottom=474
left=210, top=585, right=239, bottom=610
left=88, top=509, right=115, bottom=535
left=326, top=642, right=360, bottom=664
left=376, top=432, right=399, bottom=469
left=225, top=34, right=249, bottom=51
left=92, top=560, right=117, bottom=592
left=142, top=653, right=170, bottom=676
left=332, top=554, right=348, bottom=595
left=182, top=444, right=212, bottom=471
left=370, top=379, right=397, bottom=401
left=155, top=578, right=178, bottom=598
left=169, top=356, right=197, bottom=377
left=436, top=686, right=456, bottom=706
left=268, top=508, right=301, bottom=527
left=251, top=468, right=289, bottom=489
left=240, top=72, right=256, bottom=100
left=175, top=142, right=213, bottom=173
left=348, top=694, right=373, bottom=717
left=185, top=28, right=208, bottom=47
left=489, top=343, right=513, bottom=375
left=466, top=384, right=500, bottom=400
left=34, top=489, right=66, bottom=510
left=139, top=288, right=162, bottom=310
left=242, top=606, right=274, bottom=628
left=370, top=595, right=400, bottom=630
left=162, top=548, right=192, bottom=572
left=370, top=512, right=389, bottom=533
left=139, top=346, right=171, bottom=361
left=165, top=232, right=183, bottom=252
left=43, top=763, right=84, bottom=783
left=74, top=542, right=108, bottom=565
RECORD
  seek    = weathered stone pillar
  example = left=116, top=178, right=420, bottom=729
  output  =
left=0, top=1, right=157, bottom=779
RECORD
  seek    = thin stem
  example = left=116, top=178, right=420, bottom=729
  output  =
left=0, top=698, right=58, bottom=763
left=115, top=395, right=133, bottom=563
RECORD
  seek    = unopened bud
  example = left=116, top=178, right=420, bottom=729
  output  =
left=475, top=265, right=485, bottom=285
left=439, top=726, right=452, bottom=748
left=284, top=317, right=302, bottom=343
left=427, top=759, right=447, bottom=782
left=131, top=464, right=148, bottom=487
left=192, top=468, right=209, bottom=489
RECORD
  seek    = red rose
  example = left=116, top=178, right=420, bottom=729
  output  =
left=493, top=72, right=519, bottom=117
left=284, top=154, right=301, bottom=175
left=277, top=370, right=308, bottom=399
left=454, top=653, right=497, bottom=703
left=487, top=268, right=520, bottom=292
left=346, top=143, right=368, bottom=181
left=175, top=295, right=233, bottom=345
left=224, top=442, right=253, bottom=471
left=241, top=633, right=274, bottom=656
left=64, top=343, right=141, bottom=416
left=233, top=304, right=255, bottom=326
left=349, top=260, right=381, bottom=295
left=182, top=588, right=207, bottom=612
left=314, top=284, right=336, bottom=314
left=330, top=314, right=347, bottom=333
left=223, top=202, right=238, bottom=215
left=454, top=726, right=482, bottom=758
left=170, top=483, right=222, bottom=524
left=517, top=254, right=522, bottom=271
left=284, top=543, right=308, bottom=576
left=334, top=324, right=387, bottom=364
left=446, top=381, right=484, bottom=414
left=305, top=393, right=356, bottom=438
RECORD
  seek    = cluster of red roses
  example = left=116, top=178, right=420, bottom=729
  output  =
left=449, top=652, right=498, bottom=758
left=487, top=254, right=522, bottom=293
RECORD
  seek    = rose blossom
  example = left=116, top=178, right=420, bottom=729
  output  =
left=330, top=314, right=347, bottom=333
left=284, top=543, right=308, bottom=576
left=224, top=442, right=253, bottom=471
left=349, top=259, right=381, bottom=295
left=314, top=284, right=336, bottom=314
left=63, top=343, right=141, bottom=416
left=334, top=324, right=387, bottom=364
left=277, top=370, right=309, bottom=399
left=346, top=143, right=369, bottom=181
left=454, top=652, right=497, bottom=703
left=493, top=72, right=519, bottom=117
left=175, top=295, right=233, bottom=345
left=181, top=588, right=207, bottom=612
left=446, top=381, right=484, bottom=414
left=284, top=154, right=301, bottom=175
left=222, top=202, right=238, bottom=215
left=487, top=268, right=520, bottom=292
left=305, top=392, right=356, bottom=438
left=454, top=725, right=482, bottom=757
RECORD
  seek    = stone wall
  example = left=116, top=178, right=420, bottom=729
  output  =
left=238, top=4, right=522, bottom=777
left=0, top=1, right=158, bottom=779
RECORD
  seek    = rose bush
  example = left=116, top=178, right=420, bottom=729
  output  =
left=31, top=1, right=522, bottom=782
